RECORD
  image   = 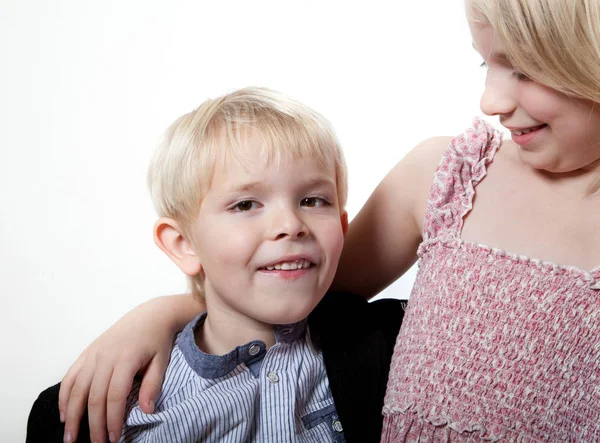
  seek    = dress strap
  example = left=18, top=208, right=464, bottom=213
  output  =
left=422, top=118, right=503, bottom=242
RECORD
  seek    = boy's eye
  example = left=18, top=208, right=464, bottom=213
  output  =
left=232, top=200, right=259, bottom=212
left=479, top=61, right=488, bottom=68
left=301, top=197, right=329, bottom=208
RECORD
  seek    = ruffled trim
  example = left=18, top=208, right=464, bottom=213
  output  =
left=418, top=238, right=599, bottom=291
left=422, top=118, right=503, bottom=243
left=381, top=408, right=506, bottom=442
left=591, top=267, right=600, bottom=289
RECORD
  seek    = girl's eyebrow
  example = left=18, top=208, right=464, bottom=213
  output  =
left=490, top=52, right=510, bottom=63
left=471, top=43, right=510, bottom=63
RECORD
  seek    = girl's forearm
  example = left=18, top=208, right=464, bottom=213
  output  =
left=141, top=293, right=205, bottom=334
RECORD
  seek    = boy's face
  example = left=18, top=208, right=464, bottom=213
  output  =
left=188, top=146, right=347, bottom=328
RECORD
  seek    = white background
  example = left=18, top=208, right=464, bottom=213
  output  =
left=1, top=0, right=503, bottom=440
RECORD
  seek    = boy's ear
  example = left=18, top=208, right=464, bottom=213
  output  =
left=153, top=217, right=202, bottom=276
left=340, top=211, right=349, bottom=238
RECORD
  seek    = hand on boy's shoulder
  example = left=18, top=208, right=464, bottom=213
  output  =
left=27, top=382, right=91, bottom=443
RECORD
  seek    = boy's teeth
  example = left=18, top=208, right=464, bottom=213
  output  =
left=265, top=260, right=311, bottom=271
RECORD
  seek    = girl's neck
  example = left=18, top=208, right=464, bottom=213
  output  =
left=536, top=167, right=600, bottom=198
left=502, top=139, right=600, bottom=198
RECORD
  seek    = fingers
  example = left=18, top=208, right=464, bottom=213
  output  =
left=63, top=359, right=96, bottom=443
left=138, top=353, right=170, bottom=414
left=105, top=362, right=138, bottom=442
left=61, top=351, right=147, bottom=443
left=87, top=360, right=115, bottom=443
left=59, top=356, right=85, bottom=423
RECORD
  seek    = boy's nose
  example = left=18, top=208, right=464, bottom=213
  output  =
left=271, top=208, right=309, bottom=240
left=480, top=72, right=517, bottom=117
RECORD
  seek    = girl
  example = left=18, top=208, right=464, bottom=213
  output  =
left=55, top=0, right=600, bottom=441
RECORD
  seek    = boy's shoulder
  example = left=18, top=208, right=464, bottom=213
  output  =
left=309, top=290, right=406, bottom=344
left=308, top=291, right=406, bottom=443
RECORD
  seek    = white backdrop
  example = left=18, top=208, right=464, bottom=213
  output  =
left=1, top=0, right=504, bottom=440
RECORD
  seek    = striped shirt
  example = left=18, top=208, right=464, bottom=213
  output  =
left=120, top=313, right=345, bottom=443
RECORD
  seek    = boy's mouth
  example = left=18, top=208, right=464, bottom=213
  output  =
left=260, top=259, right=314, bottom=271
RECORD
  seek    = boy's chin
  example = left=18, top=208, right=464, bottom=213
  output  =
left=260, top=297, right=323, bottom=325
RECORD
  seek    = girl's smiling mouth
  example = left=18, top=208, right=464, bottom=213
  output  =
left=509, top=124, right=548, bottom=146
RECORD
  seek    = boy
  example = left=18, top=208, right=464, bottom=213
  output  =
left=124, top=87, right=349, bottom=442
left=28, top=88, right=404, bottom=443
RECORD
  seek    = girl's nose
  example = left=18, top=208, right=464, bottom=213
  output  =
left=480, top=71, right=517, bottom=117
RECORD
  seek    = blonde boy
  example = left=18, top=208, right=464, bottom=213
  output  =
left=122, top=87, right=349, bottom=442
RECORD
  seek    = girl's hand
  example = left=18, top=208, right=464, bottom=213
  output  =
left=58, top=294, right=203, bottom=443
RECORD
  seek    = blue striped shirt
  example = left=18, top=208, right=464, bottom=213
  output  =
left=120, top=313, right=345, bottom=443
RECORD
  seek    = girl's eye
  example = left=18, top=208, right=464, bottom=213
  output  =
left=511, top=71, right=530, bottom=81
left=232, top=200, right=259, bottom=212
left=301, top=197, right=329, bottom=208
left=480, top=59, right=530, bottom=82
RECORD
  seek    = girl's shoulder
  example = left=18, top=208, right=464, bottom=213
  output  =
left=403, top=119, right=503, bottom=231
left=378, top=136, right=451, bottom=235
left=403, top=118, right=501, bottom=182
left=434, top=118, right=502, bottom=172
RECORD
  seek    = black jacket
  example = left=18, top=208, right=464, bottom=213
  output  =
left=27, top=292, right=405, bottom=443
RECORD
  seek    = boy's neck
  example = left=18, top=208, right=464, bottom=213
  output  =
left=194, top=309, right=276, bottom=356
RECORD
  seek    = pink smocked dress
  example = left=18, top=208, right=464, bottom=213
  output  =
left=382, top=119, right=600, bottom=442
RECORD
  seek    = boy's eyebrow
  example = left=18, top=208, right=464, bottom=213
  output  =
left=227, top=177, right=336, bottom=194
left=228, top=181, right=264, bottom=194
left=303, top=177, right=337, bottom=189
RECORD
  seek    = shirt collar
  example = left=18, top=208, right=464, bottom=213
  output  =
left=178, top=313, right=307, bottom=379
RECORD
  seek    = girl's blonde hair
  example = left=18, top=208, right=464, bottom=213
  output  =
left=469, top=0, right=600, bottom=104
left=148, top=87, right=348, bottom=298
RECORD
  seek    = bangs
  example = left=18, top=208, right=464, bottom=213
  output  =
left=149, top=87, right=348, bottom=231
left=218, top=108, right=339, bottom=173
left=200, top=102, right=346, bottom=210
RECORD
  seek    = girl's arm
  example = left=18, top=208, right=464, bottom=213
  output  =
left=332, top=137, right=449, bottom=298
left=58, top=136, right=449, bottom=443
left=60, top=293, right=203, bottom=443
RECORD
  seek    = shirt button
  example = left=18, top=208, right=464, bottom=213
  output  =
left=266, top=371, right=279, bottom=383
left=332, top=419, right=343, bottom=433
left=248, top=344, right=260, bottom=356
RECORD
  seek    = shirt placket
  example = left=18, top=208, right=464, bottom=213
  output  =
left=258, top=343, right=295, bottom=442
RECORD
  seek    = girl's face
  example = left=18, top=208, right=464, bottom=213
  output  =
left=468, top=17, right=600, bottom=174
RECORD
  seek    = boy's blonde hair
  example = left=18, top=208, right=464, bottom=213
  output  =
left=469, top=0, right=600, bottom=104
left=148, top=87, right=348, bottom=298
